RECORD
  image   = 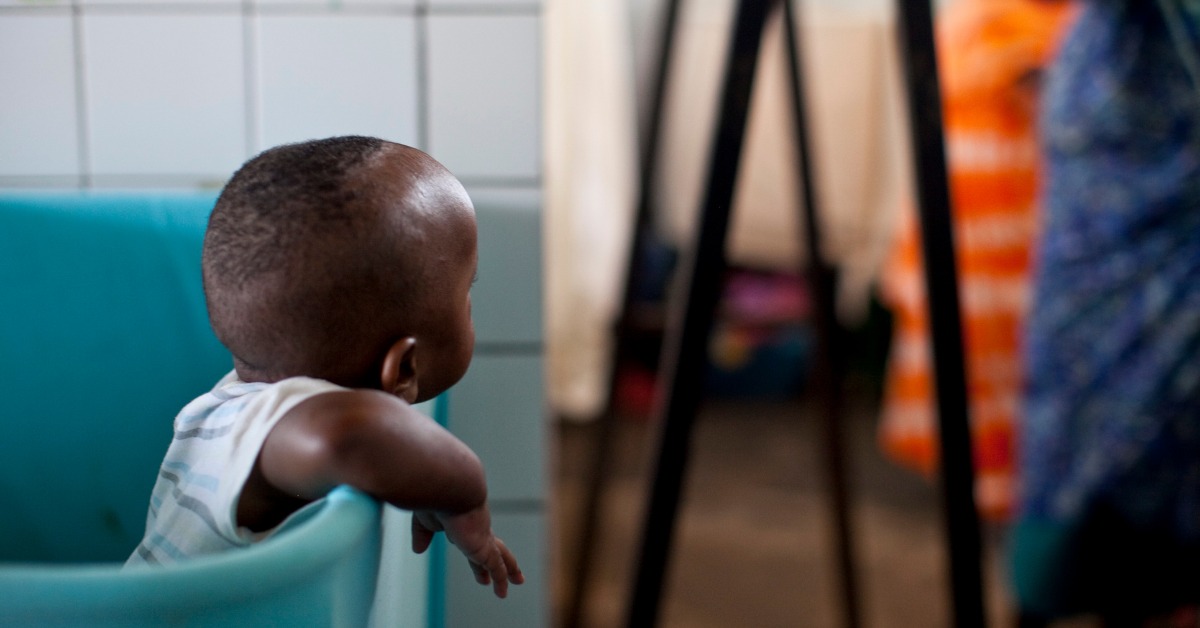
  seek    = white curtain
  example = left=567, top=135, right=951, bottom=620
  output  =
left=544, top=0, right=639, bottom=421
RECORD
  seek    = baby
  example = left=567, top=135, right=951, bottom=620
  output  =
left=126, top=136, right=522, bottom=598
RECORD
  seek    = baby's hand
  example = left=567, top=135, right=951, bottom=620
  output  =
left=412, top=505, right=525, bottom=598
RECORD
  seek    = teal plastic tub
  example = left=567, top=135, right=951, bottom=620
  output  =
left=0, top=486, right=382, bottom=627
left=0, top=193, right=231, bottom=563
left=0, top=193, right=383, bottom=626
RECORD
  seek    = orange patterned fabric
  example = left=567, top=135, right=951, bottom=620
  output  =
left=879, top=0, right=1078, bottom=521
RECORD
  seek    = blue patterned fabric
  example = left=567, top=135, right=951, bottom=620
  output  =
left=1013, top=0, right=1200, bottom=617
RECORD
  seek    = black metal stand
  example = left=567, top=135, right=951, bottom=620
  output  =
left=780, top=0, right=861, bottom=624
left=570, top=1, right=987, bottom=627
left=624, top=0, right=865, bottom=626
left=625, top=0, right=778, bottom=624
left=894, top=2, right=987, bottom=626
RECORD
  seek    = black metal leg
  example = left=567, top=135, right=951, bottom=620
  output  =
left=625, top=1, right=778, bottom=626
left=894, top=2, right=986, bottom=627
left=563, top=0, right=684, bottom=626
left=780, top=2, right=861, bottom=627
left=607, top=2, right=982, bottom=627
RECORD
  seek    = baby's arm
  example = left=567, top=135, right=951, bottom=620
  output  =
left=243, top=389, right=523, bottom=598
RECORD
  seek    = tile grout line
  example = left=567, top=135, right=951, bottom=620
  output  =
left=71, top=0, right=91, bottom=188
left=415, top=0, right=430, bottom=152
left=0, top=4, right=537, bottom=16
left=426, top=4, right=540, bottom=17
left=472, top=342, right=543, bottom=355
left=242, top=0, right=258, bottom=158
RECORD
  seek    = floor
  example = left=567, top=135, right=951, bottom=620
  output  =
left=551, top=383, right=1023, bottom=628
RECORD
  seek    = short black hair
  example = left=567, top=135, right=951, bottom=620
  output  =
left=203, top=136, right=424, bottom=384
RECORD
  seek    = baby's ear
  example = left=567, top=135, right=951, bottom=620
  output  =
left=380, top=337, right=419, bottom=403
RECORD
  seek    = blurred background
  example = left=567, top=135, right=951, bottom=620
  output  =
left=6, top=0, right=1184, bottom=626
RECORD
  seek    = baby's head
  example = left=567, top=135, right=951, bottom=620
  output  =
left=203, top=136, right=477, bottom=402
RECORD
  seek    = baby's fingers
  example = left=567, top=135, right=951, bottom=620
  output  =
left=464, top=554, right=506, bottom=597
left=496, top=538, right=524, bottom=586
left=469, top=560, right=491, bottom=585
left=475, top=541, right=512, bottom=598
left=411, top=515, right=435, bottom=554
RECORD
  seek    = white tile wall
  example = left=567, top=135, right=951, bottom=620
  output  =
left=256, top=0, right=414, bottom=7
left=0, top=5, right=544, bottom=186
left=83, top=14, right=247, bottom=178
left=427, top=14, right=540, bottom=180
left=0, top=0, right=68, bottom=6
left=429, top=0, right=539, bottom=8
left=471, top=187, right=543, bottom=345
left=255, top=15, right=420, bottom=149
left=445, top=512, right=549, bottom=628
left=0, top=15, right=79, bottom=178
left=80, top=0, right=236, bottom=5
left=448, top=353, right=546, bottom=502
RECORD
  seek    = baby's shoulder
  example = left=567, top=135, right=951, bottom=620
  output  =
left=172, top=378, right=268, bottom=430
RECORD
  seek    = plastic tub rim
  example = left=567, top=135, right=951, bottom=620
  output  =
left=0, top=485, right=380, bottom=615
